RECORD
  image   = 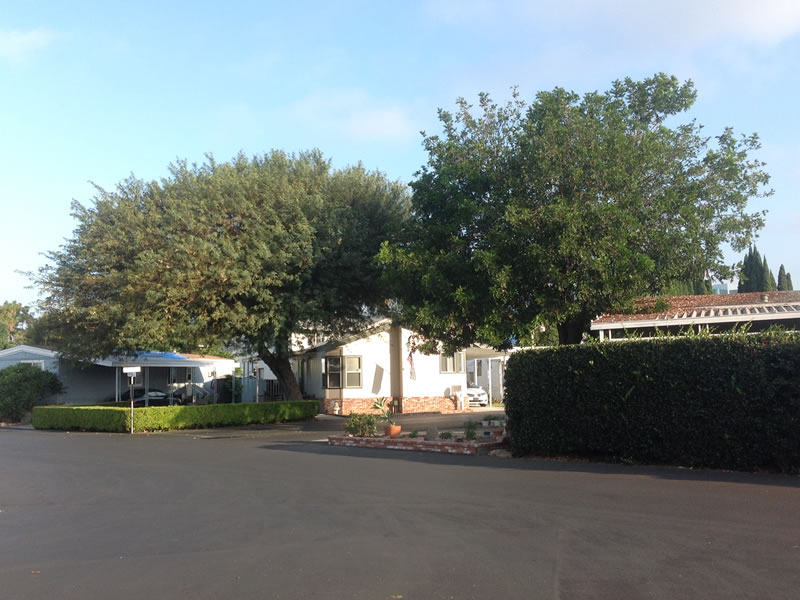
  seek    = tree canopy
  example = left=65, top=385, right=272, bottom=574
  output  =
left=1, top=301, right=34, bottom=349
left=0, top=363, right=63, bottom=423
left=380, top=74, right=771, bottom=345
left=35, top=151, right=409, bottom=399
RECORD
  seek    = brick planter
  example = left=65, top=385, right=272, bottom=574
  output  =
left=328, top=435, right=507, bottom=456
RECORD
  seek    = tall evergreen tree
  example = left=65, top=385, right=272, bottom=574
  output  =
left=738, top=245, right=767, bottom=293
left=762, top=256, right=777, bottom=291
left=777, top=264, right=793, bottom=291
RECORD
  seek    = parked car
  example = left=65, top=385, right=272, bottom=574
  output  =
left=117, top=388, right=170, bottom=406
left=464, top=386, right=489, bottom=407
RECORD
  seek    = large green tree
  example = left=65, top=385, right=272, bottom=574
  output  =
left=35, top=151, right=409, bottom=400
left=381, top=74, right=771, bottom=346
left=0, top=301, right=34, bottom=349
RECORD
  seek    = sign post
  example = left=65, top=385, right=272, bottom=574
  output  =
left=123, top=366, right=141, bottom=434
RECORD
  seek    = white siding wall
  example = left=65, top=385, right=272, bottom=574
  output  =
left=339, top=331, right=392, bottom=399
left=295, top=328, right=469, bottom=401
left=58, top=364, right=117, bottom=404
left=400, top=328, right=467, bottom=397
left=0, top=349, right=60, bottom=374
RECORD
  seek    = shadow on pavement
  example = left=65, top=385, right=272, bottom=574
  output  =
left=258, top=439, right=800, bottom=488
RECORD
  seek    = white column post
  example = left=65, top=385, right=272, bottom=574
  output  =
left=488, top=358, right=493, bottom=408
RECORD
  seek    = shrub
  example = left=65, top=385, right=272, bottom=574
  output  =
left=0, top=364, right=64, bottom=423
left=343, top=413, right=377, bottom=437
left=463, top=420, right=477, bottom=441
left=33, top=401, right=318, bottom=432
left=504, top=332, right=800, bottom=472
left=439, top=431, right=453, bottom=440
left=216, top=375, right=243, bottom=403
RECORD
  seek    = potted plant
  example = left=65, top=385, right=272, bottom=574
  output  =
left=373, top=398, right=401, bottom=438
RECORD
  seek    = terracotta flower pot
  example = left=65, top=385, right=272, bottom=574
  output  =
left=385, top=424, right=402, bottom=438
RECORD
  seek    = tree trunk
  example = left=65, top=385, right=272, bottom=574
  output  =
left=557, top=315, right=589, bottom=345
left=261, top=353, right=303, bottom=401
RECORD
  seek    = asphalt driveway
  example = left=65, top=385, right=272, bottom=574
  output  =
left=1, top=418, right=798, bottom=599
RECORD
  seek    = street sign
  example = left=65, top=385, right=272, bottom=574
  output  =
left=122, top=367, right=141, bottom=435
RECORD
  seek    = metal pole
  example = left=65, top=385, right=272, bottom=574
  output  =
left=129, top=377, right=134, bottom=434
left=254, top=360, right=259, bottom=403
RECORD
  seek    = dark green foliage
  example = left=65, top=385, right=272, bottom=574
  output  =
left=382, top=74, right=770, bottom=348
left=463, top=420, right=477, bottom=440
left=0, top=364, right=64, bottom=422
left=32, top=401, right=318, bottom=432
left=762, top=256, right=777, bottom=291
left=663, top=279, right=713, bottom=296
left=738, top=245, right=779, bottom=293
left=34, top=152, right=409, bottom=401
left=504, top=334, right=800, bottom=472
left=343, top=413, right=377, bottom=437
left=32, top=405, right=128, bottom=431
left=216, top=375, right=243, bottom=404
left=439, top=431, right=453, bottom=440
left=777, top=265, right=793, bottom=291
left=0, top=301, right=34, bottom=349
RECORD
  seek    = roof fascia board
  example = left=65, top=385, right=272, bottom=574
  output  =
left=592, top=311, right=800, bottom=330
left=0, top=345, right=58, bottom=359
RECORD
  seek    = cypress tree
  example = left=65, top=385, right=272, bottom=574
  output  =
left=786, top=273, right=794, bottom=291
left=777, top=264, right=790, bottom=291
left=762, top=256, right=777, bottom=291
left=737, top=248, right=750, bottom=292
left=738, top=246, right=763, bottom=293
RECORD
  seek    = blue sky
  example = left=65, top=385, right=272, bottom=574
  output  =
left=2, top=0, right=799, bottom=308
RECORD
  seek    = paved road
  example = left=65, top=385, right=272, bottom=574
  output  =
left=1, top=419, right=799, bottom=599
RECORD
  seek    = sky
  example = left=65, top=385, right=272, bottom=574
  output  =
left=2, top=0, right=799, bottom=309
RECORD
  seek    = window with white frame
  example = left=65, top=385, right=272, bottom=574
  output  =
left=439, top=351, right=466, bottom=374
left=344, top=356, right=362, bottom=388
left=21, top=360, right=45, bottom=371
left=324, top=355, right=362, bottom=388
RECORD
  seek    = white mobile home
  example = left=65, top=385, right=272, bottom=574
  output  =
left=0, top=345, right=235, bottom=405
left=291, top=322, right=468, bottom=415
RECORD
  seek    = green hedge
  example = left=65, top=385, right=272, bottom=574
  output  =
left=504, top=333, right=800, bottom=472
left=32, top=401, right=319, bottom=433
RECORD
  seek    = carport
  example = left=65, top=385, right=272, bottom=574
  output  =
left=465, top=346, right=526, bottom=407
left=96, top=351, right=235, bottom=406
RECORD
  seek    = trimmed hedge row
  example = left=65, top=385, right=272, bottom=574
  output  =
left=32, top=401, right=319, bottom=433
left=504, top=333, right=800, bottom=471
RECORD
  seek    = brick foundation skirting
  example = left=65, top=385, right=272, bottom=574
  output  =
left=328, top=435, right=506, bottom=456
left=323, top=396, right=468, bottom=416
